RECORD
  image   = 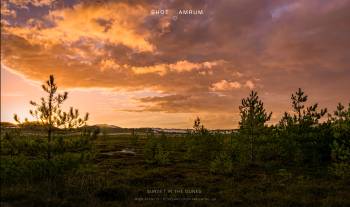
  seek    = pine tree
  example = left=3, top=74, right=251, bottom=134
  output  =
left=193, top=117, right=207, bottom=135
left=239, top=91, right=272, bottom=162
left=278, top=88, right=329, bottom=165
left=291, top=88, right=307, bottom=123
left=329, top=103, right=350, bottom=178
left=14, top=75, right=89, bottom=160
left=289, top=88, right=327, bottom=128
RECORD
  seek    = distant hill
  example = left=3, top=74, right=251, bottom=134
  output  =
left=1, top=122, right=236, bottom=134
left=0, top=122, right=18, bottom=128
left=91, top=124, right=130, bottom=133
left=93, top=124, right=121, bottom=129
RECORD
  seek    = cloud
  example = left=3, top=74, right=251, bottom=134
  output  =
left=131, top=60, right=224, bottom=75
left=99, top=59, right=121, bottom=72
left=3, top=2, right=155, bottom=52
left=129, top=93, right=242, bottom=113
left=1, top=0, right=350, bottom=128
left=8, top=0, right=56, bottom=8
left=210, top=80, right=241, bottom=91
left=244, top=80, right=255, bottom=90
left=1, top=2, right=17, bottom=17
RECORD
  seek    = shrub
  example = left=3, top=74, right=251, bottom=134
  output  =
left=184, top=132, right=224, bottom=162
left=209, top=151, right=234, bottom=175
left=330, top=140, right=350, bottom=179
left=144, top=135, right=170, bottom=165
left=130, top=133, right=139, bottom=146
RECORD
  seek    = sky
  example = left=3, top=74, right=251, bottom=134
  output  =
left=1, top=0, right=349, bottom=129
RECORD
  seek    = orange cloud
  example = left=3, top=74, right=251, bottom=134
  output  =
left=244, top=80, right=255, bottom=89
left=210, top=80, right=241, bottom=91
left=4, top=2, right=154, bottom=52
left=100, top=59, right=121, bottom=72
left=132, top=60, right=224, bottom=75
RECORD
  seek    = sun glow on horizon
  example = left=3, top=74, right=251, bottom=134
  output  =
left=1, top=0, right=349, bottom=129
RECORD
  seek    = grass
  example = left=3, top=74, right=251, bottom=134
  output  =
left=1, top=130, right=350, bottom=207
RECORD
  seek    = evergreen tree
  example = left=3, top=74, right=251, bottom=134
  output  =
left=239, top=91, right=272, bottom=162
left=193, top=116, right=206, bottom=134
left=329, top=103, right=350, bottom=178
left=14, top=75, right=89, bottom=160
left=278, top=88, right=330, bottom=165
left=291, top=88, right=307, bottom=124
left=282, top=88, right=327, bottom=129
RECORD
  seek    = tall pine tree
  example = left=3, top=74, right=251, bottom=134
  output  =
left=14, top=75, right=89, bottom=160
left=239, top=91, right=272, bottom=162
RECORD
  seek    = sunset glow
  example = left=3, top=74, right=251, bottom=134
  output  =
left=1, top=0, right=349, bottom=129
